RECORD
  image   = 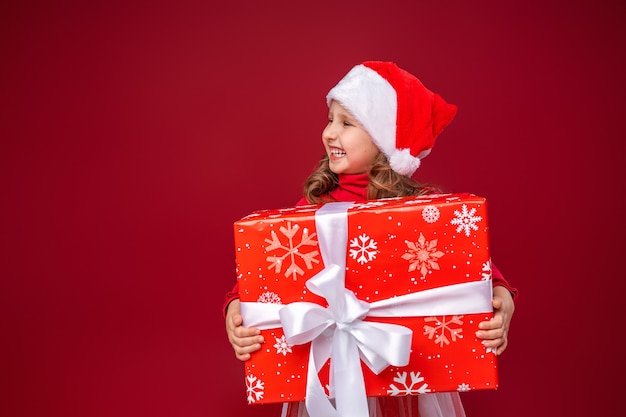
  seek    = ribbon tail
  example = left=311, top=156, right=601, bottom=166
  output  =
left=333, top=330, right=369, bottom=417
left=304, top=337, right=340, bottom=417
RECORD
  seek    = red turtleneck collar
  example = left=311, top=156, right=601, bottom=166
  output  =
left=328, top=173, right=369, bottom=202
left=296, top=173, right=369, bottom=206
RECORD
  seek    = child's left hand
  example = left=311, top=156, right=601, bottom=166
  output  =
left=475, top=285, right=515, bottom=355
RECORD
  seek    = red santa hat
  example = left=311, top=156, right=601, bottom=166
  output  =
left=326, top=61, right=458, bottom=177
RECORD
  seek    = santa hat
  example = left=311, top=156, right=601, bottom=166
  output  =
left=326, top=61, right=458, bottom=177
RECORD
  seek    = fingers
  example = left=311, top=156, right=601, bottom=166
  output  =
left=476, top=329, right=508, bottom=355
left=475, top=325, right=504, bottom=342
left=226, top=314, right=264, bottom=362
left=476, top=313, right=508, bottom=355
left=495, top=340, right=508, bottom=355
left=231, top=334, right=265, bottom=361
left=230, top=313, right=243, bottom=328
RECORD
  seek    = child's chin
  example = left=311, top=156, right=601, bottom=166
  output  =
left=329, top=165, right=344, bottom=175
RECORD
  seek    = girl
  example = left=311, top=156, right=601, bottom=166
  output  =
left=224, top=61, right=517, bottom=417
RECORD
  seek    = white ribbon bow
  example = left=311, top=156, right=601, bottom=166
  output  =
left=241, top=202, right=493, bottom=417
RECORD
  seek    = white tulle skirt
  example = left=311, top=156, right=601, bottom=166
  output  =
left=280, top=393, right=465, bottom=417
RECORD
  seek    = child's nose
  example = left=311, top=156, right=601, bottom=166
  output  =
left=323, top=123, right=338, bottom=140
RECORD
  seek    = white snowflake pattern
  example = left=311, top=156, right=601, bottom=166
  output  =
left=481, top=260, right=492, bottom=281
left=246, top=374, right=265, bottom=403
left=450, top=204, right=482, bottom=237
left=258, top=291, right=282, bottom=304
left=387, top=371, right=431, bottom=396
left=485, top=346, right=497, bottom=355
left=265, top=221, right=320, bottom=280
left=404, top=198, right=433, bottom=205
left=349, top=233, right=378, bottom=265
left=273, top=335, right=293, bottom=356
left=401, top=233, right=445, bottom=278
left=423, top=315, right=464, bottom=347
left=421, top=205, right=440, bottom=223
left=352, top=201, right=386, bottom=209
left=457, top=383, right=471, bottom=392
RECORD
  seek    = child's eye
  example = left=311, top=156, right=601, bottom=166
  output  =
left=343, top=121, right=352, bottom=127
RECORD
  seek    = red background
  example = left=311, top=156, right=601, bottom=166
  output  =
left=2, top=1, right=625, bottom=416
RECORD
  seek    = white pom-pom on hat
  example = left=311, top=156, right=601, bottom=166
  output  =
left=326, top=61, right=457, bottom=177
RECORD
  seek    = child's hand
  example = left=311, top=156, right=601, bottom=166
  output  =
left=225, top=299, right=264, bottom=361
left=475, top=286, right=515, bottom=355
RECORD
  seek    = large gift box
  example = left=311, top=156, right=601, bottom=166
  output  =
left=234, top=193, right=497, bottom=412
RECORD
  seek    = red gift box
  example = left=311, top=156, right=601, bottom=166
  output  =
left=234, top=193, right=497, bottom=410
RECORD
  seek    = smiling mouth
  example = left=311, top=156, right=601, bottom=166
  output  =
left=330, top=149, right=346, bottom=157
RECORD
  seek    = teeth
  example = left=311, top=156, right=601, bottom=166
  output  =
left=331, top=150, right=346, bottom=156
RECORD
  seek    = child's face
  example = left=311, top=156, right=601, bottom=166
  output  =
left=322, top=101, right=381, bottom=175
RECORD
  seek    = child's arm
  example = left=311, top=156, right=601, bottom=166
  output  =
left=475, top=285, right=515, bottom=355
left=225, top=299, right=264, bottom=361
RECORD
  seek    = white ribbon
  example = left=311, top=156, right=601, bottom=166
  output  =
left=240, top=202, right=493, bottom=417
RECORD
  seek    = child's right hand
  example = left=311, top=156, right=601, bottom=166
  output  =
left=225, top=299, right=264, bottom=361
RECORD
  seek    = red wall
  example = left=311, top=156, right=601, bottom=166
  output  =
left=2, top=1, right=625, bottom=416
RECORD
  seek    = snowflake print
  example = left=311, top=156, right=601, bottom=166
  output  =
left=258, top=291, right=281, bottom=304
left=457, top=383, right=471, bottom=392
left=387, top=371, right=431, bottom=396
left=352, top=201, right=386, bottom=209
left=246, top=374, right=265, bottom=403
left=421, top=205, right=440, bottom=223
left=401, top=233, right=445, bottom=278
left=273, top=335, right=293, bottom=356
left=450, top=204, right=482, bottom=237
left=423, top=315, right=464, bottom=347
left=265, top=221, right=320, bottom=280
left=481, top=260, right=492, bottom=281
left=485, top=346, right=497, bottom=355
left=404, top=198, right=433, bottom=205
left=349, top=233, right=378, bottom=265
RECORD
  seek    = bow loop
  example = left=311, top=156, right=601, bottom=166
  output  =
left=279, top=302, right=334, bottom=346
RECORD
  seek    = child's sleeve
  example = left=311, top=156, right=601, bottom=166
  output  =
left=223, top=281, right=240, bottom=318
left=491, top=263, right=518, bottom=300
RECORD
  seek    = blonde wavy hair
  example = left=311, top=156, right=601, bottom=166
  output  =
left=303, top=153, right=439, bottom=204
